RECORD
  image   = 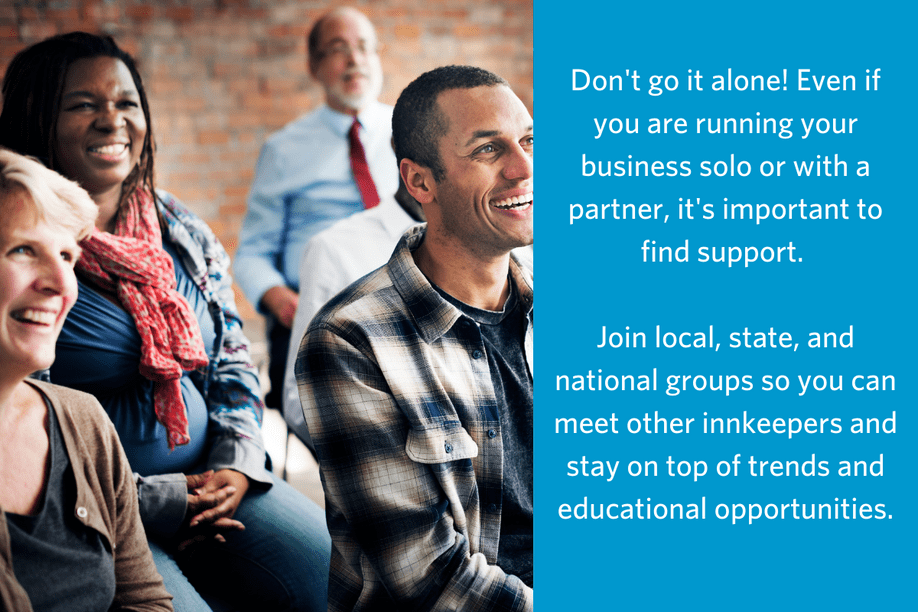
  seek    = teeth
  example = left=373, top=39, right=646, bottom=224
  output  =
left=491, top=192, right=534, bottom=209
left=13, top=309, right=57, bottom=325
left=89, top=144, right=127, bottom=155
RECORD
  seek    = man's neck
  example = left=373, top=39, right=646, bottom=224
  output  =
left=326, top=99, right=370, bottom=118
left=412, top=233, right=511, bottom=311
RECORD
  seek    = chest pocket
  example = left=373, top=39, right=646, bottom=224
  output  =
left=406, top=424, right=478, bottom=464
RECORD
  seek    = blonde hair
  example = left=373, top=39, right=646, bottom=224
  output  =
left=0, top=148, right=97, bottom=240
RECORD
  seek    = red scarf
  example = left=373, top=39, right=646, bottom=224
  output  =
left=76, top=190, right=209, bottom=450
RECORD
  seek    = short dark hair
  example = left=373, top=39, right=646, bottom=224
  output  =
left=0, top=31, right=156, bottom=208
left=392, top=65, right=507, bottom=182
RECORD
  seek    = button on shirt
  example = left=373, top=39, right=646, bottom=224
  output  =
left=297, top=224, right=534, bottom=612
left=235, top=102, right=399, bottom=306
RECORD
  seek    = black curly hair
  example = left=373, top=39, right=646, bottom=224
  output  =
left=0, top=31, right=155, bottom=208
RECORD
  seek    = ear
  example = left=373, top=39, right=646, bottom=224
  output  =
left=400, top=158, right=437, bottom=206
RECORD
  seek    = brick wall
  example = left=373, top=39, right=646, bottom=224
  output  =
left=0, top=0, right=533, bottom=345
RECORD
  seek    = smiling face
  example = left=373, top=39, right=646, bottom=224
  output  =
left=424, top=85, right=533, bottom=259
left=0, top=191, right=80, bottom=379
left=53, top=56, right=147, bottom=203
left=310, top=9, right=383, bottom=115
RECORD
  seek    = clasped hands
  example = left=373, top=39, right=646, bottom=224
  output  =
left=176, top=469, right=249, bottom=552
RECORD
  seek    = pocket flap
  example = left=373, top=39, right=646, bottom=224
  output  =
left=406, top=424, right=479, bottom=463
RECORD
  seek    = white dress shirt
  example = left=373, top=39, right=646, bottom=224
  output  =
left=282, top=196, right=419, bottom=444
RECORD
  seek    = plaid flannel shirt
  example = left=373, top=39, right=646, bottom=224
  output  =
left=297, top=224, right=533, bottom=612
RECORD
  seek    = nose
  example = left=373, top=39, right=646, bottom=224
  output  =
left=35, top=256, right=74, bottom=298
left=93, top=103, right=126, bottom=131
left=345, top=47, right=365, bottom=67
left=502, top=142, right=534, bottom=182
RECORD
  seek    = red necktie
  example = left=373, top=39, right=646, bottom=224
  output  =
left=349, top=118, right=380, bottom=209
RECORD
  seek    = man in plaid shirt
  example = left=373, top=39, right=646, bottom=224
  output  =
left=297, top=65, right=534, bottom=611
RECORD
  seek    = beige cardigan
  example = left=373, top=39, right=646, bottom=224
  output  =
left=0, top=380, right=173, bottom=611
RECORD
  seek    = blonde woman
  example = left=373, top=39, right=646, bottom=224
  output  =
left=0, top=149, right=172, bottom=611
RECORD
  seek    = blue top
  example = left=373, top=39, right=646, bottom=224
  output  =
left=52, top=238, right=214, bottom=475
left=234, top=102, right=399, bottom=306
left=49, top=192, right=270, bottom=537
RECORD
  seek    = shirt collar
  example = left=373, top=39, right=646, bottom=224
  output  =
left=319, top=102, right=381, bottom=138
left=387, top=225, right=533, bottom=344
left=373, top=195, right=419, bottom=238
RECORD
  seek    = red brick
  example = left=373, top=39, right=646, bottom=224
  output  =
left=238, top=131, right=258, bottom=145
left=126, top=5, right=155, bottom=21
left=224, top=185, right=250, bottom=199
left=454, top=24, right=482, bottom=38
left=151, top=78, right=183, bottom=94
left=235, top=8, right=268, bottom=20
left=197, top=131, right=230, bottom=145
left=267, top=24, right=299, bottom=38
left=261, top=76, right=300, bottom=95
left=165, top=7, right=196, bottom=23
left=46, top=7, right=80, bottom=22
left=220, top=202, right=247, bottom=216
left=176, top=97, right=207, bottom=113
left=181, top=152, right=211, bottom=166
left=242, top=93, right=274, bottom=112
left=228, top=112, right=263, bottom=128
left=20, top=22, right=58, bottom=41
left=168, top=172, right=202, bottom=187
left=394, top=24, right=421, bottom=39
left=213, top=63, right=240, bottom=78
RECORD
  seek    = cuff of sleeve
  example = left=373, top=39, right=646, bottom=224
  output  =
left=136, top=473, right=188, bottom=538
left=206, top=434, right=273, bottom=489
left=233, top=258, right=288, bottom=312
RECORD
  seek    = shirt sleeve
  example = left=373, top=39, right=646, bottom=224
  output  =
left=198, top=219, right=272, bottom=487
left=281, top=235, right=342, bottom=450
left=109, top=422, right=175, bottom=610
left=234, top=138, right=292, bottom=307
left=299, top=326, right=533, bottom=612
left=134, top=473, right=187, bottom=538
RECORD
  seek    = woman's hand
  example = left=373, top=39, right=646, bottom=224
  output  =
left=177, top=470, right=247, bottom=551
left=187, top=469, right=250, bottom=525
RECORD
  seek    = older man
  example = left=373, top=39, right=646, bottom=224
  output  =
left=235, top=7, right=398, bottom=407
left=298, top=66, right=533, bottom=611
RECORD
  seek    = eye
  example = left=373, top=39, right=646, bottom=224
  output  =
left=118, top=99, right=140, bottom=109
left=65, top=101, right=95, bottom=111
left=475, top=143, right=498, bottom=155
left=523, top=135, right=534, bottom=147
left=8, top=245, right=35, bottom=257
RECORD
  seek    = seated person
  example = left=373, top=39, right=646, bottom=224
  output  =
left=297, top=66, right=534, bottom=611
left=281, top=179, right=424, bottom=450
left=0, top=32, right=330, bottom=611
left=0, top=149, right=173, bottom=611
